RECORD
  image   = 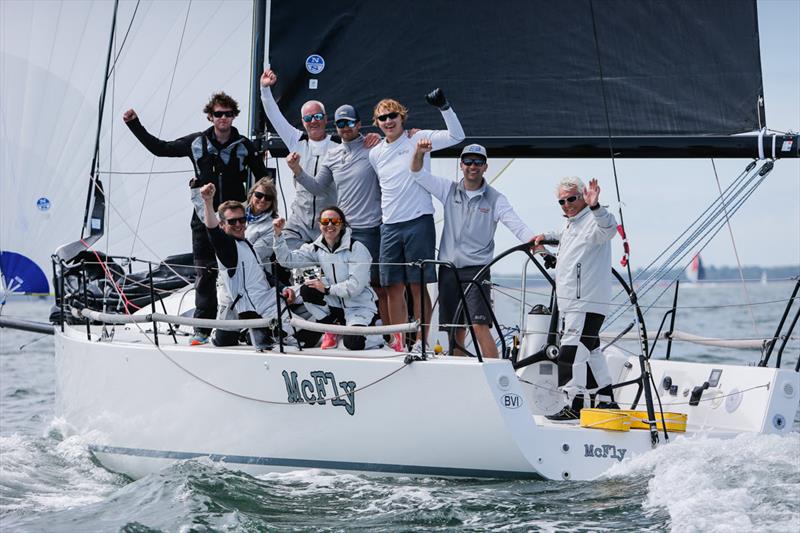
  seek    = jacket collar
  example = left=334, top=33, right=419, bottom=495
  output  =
left=312, top=227, right=353, bottom=253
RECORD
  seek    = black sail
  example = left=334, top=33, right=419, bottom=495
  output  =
left=263, top=0, right=796, bottom=158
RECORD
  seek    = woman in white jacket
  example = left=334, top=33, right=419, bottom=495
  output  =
left=273, top=206, right=380, bottom=350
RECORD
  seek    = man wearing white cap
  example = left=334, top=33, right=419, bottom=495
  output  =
left=411, top=139, right=535, bottom=357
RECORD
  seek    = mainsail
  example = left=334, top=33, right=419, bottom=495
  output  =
left=264, top=0, right=793, bottom=158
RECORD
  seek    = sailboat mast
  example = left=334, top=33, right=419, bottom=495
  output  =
left=248, top=0, right=268, bottom=189
left=80, top=0, right=119, bottom=241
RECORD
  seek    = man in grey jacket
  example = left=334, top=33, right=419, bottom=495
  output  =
left=534, top=177, right=619, bottom=421
left=412, top=139, right=535, bottom=357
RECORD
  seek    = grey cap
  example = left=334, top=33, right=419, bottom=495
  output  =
left=334, top=104, right=359, bottom=122
left=460, top=143, right=488, bottom=159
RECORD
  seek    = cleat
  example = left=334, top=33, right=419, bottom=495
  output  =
left=545, top=406, right=581, bottom=421
left=189, top=333, right=209, bottom=346
left=321, top=332, right=339, bottom=349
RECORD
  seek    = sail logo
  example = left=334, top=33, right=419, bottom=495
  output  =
left=282, top=370, right=356, bottom=415
left=499, top=393, right=523, bottom=409
left=305, top=54, right=325, bottom=75
left=36, top=197, right=51, bottom=211
left=584, top=444, right=627, bottom=462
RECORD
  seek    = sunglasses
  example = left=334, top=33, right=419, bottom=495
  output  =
left=461, top=158, right=486, bottom=167
left=212, top=110, right=236, bottom=118
left=302, top=112, right=325, bottom=123
left=252, top=191, right=272, bottom=201
left=335, top=119, right=357, bottom=129
left=376, top=111, right=400, bottom=122
left=558, top=195, right=581, bottom=205
left=224, top=216, right=247, bottom=226
left=319, top=217, right=342, bottom=226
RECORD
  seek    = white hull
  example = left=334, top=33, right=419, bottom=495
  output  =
left=54, top=322, right=799, bottom=481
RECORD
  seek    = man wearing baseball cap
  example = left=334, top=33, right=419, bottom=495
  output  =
left=411, top=140, right=535, bottom=357
left=286, top=104, right=387, bottom=331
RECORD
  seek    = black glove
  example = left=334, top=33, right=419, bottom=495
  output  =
left=425, top=88, right=450, bottom=110
left=543, top=254, right=557, bottom=269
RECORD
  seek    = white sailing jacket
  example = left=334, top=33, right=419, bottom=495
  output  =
left=260, top=87, right=337, bottom=243
left=217, top=238, right=279, bottom=320
left=545, top=205, right=618, bottom=315
left=273, top=228, right=377, bottom=324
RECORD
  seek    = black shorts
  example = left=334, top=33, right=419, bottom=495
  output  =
left=438, top=265, right=492, bottom=329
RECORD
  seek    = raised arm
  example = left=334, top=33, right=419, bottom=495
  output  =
left=272, top=217, right=319, bottom=268
left=583, top=179, right=618, bottom=244
left=259, top=69, right=303, bottom=152
left=420, top=88, right=465, bottom=150
left=410, top=139, right=451, bottom=203
left=288, top=152, right=334, bottom=195
left=123, top=109, right=194, bottom=158
left=200, top=183, right=219, bottom=229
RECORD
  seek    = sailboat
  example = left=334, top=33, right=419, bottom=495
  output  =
left=685, top=254, right=706, bottom=284
left=2, top=0, right=799, bottom=481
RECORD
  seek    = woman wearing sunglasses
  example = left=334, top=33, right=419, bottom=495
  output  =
left=273, top=207, right=381, bottom=351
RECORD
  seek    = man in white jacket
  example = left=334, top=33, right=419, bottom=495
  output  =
left=534, top=177, right=619, bottom=421
left=260, top=69, right=338, bottom=249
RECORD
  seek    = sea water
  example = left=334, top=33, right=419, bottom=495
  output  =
left=1, top=281, right=798, bottom=532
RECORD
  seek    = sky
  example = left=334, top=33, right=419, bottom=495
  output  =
left=432, top=0, right=800, bottom=273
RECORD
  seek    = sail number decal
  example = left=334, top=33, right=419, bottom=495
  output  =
left=282, top=370, right=356, bottom=415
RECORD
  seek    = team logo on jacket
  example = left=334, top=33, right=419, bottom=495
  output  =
left=282, top=370, right=356, bottom=415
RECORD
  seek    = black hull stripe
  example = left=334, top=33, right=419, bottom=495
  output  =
left=89, top=444, right=538, bottom=480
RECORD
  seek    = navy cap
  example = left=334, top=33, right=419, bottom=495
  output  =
left=334, top=104, right=359, bottom=122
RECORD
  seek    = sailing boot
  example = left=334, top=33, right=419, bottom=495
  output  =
left=595, top=385, right=620, bottom=409
left=545, top=396, right=584, bottom=422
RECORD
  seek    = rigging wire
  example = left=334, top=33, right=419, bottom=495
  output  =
left=711, top=158, right=760, bottom=337
left=127, top=0, right=194, bottom=260
left=588, top=0, right=663, bottom=444
left=104, top=0, right=142, bottom=81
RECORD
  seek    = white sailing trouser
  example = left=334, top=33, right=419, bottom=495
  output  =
left=559, top=311, right=613, bottom=405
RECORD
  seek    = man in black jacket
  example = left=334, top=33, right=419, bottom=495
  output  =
left=123, top=92, right=268, bottom=345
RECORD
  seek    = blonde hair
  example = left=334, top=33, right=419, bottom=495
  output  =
left=372, top=98, right=408, bottom=126
left=248, top=177, right=278, bottom=216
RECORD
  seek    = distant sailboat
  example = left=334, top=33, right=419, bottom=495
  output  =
left=685, top=254, right=706, bottom=283
left=761, top=270, right=768, bottom=285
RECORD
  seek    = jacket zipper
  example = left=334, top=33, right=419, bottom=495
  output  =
left=576, top=262, right=582, bottom=299
left=330, top=262, right=346, bottom=308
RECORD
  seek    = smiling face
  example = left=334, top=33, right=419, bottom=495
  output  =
left=249, top=185, right=273, bottom=215
left=372, top=99, right=407, bottom=143
left=459, top=156, right=487, bottom=188
left=318, top=208, right=343, bottom=244
left=557, top=186, right=587, bottom=218
left=220, top=206, right=246, bottom=239
left=301, top=101, right=327, bottom=141
left=336, top=119, right=360, bottom=142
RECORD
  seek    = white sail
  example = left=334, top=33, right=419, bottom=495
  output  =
left=1, top=0, right=253, bottom=294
